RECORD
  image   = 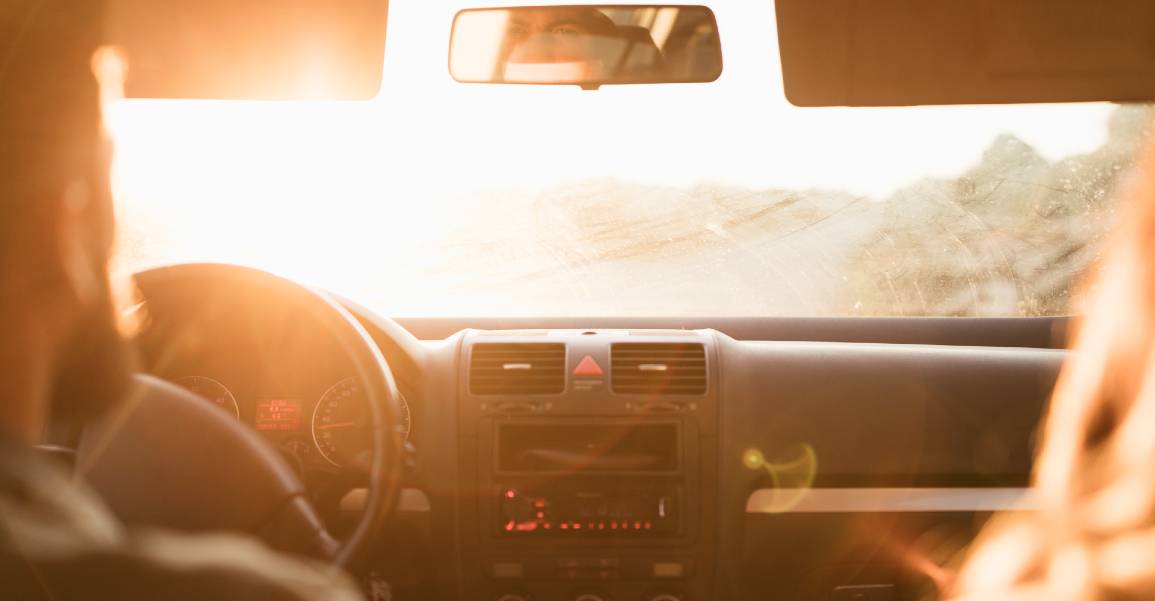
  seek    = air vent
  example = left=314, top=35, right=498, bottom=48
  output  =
left=470, top=343, right=566, bottom=395
left=611, top=343, right=707, bottom=395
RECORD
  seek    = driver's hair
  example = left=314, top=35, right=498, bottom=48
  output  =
left=951, top=141, right=1155, bottom=600
left=0, top=1, right=108, bottom=263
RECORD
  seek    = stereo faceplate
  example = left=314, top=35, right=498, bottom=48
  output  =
left=497, top=479, right=681, bottom=537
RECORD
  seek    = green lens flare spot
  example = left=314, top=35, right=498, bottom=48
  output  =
left=742, top=448, right=766, bottom=470
left=743, top=444, right=819, bottom=513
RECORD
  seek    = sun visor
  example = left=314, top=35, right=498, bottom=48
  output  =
left=106, top=0, right=387, bottom=100
left=776, top=0, right=1155, bottom=107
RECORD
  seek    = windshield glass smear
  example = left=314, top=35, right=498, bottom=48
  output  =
left=108, top=1, right=1152, bottom=317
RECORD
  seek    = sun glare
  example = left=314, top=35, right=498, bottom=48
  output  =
left=106, top=0, right=1120, bottom=316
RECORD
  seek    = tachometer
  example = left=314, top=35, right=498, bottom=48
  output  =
left=175, top=376, right=240, bottom=419
left=311, top=377, right=410, bottom=467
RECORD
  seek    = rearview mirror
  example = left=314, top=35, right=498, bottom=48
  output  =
left=449, top=5, right=722, bottom=89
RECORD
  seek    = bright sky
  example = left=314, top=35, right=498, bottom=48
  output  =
left=105, top=0, right=1119, bottom=315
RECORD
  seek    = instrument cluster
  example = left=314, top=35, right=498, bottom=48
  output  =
left=174, top=374, right=411, bottom=470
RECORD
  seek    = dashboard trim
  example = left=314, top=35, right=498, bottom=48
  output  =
left=745, top=487, right=1037, bottom=513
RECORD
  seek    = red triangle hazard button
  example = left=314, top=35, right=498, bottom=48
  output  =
left=572, top=355, right=603, bottom=377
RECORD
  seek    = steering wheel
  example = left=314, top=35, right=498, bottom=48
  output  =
left=76, top=263, right=404, bottom=570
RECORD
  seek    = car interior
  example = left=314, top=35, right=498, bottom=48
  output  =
left=38, top=1, right=1155, bottom=600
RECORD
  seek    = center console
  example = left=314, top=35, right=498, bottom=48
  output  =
left=456, top=331, right=718, bottom=601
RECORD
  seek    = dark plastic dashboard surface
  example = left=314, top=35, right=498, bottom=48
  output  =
left=712, top=337, right=1062, bottom=600
left=716, top=340, right=1061, bottom=486
left=345, top=308, right=1068, bottom=601
left=317, top=308, right=1073, bottom=601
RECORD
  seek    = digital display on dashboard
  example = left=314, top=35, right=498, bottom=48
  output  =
left=255, top=398, right=301, bottom=431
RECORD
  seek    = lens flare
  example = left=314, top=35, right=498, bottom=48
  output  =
left=742, top=448, right=765, bottom=470
left=742, top=443, right=818, bottom=513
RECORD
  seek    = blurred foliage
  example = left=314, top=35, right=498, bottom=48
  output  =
left=845, top=105, right=1154, bottom=316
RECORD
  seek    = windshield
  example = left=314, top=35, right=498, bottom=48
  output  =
left=108, top=1, right=1152, bottom=317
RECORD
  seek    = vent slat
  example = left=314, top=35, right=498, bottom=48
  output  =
left=614, top=362, right=702, bottom=367
left=472, top=353, right=566, bottom=358
left=613, top=377, right=705, bottom=382
left=612, top=357, right=704, bottom=362
left=471, top=376, right=564, bottom=382
left=470, top=343, right=566, bottom=395
left=611, top=343, right=707, bottom=395
left=472, top=361, right=565, bottom=365
left=613, top=356, right=703, bottom=360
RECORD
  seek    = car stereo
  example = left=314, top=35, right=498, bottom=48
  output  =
left=497, top=479, right=681, bottom=537
left=493, top=422, right=683, bottom=537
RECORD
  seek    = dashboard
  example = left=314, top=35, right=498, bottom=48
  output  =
left=123, top=265, right=1068, bottom=601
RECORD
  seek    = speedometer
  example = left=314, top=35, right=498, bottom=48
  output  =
left=175, top=376, right=240, bottom=419
left=311, top=377, right=411, bottom=467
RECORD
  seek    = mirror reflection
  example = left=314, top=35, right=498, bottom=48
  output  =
left=449, top=5, right=722, bottom=87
